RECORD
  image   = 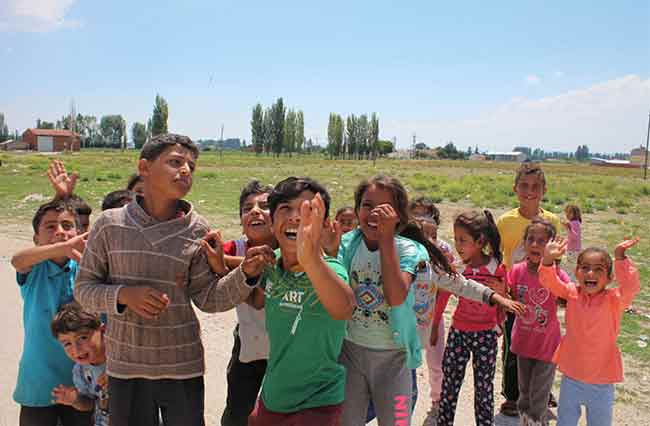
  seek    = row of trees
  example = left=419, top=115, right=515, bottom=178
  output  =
left=251, top=99, right=305, bottom=157
left=31, top=95, right=169, bottom=150
left=326, top=113, right=380, bottom=160
left=0, top=113, right=11, bottom=142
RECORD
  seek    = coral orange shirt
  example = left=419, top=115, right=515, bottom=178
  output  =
left=538, top=258, right=640, bottom=384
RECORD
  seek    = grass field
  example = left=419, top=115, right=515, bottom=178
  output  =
left=1, top=149, right=649, bottom=366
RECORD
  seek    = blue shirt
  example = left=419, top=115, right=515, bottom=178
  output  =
left=73, top=363, right=109, bottom=426
left=14, top=260, right=77, bottom=406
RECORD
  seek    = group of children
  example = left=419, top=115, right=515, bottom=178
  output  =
left=11, top=133, right=640, bottom=426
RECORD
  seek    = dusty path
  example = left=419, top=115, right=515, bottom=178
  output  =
left=0, top=223, right=647, bottom=425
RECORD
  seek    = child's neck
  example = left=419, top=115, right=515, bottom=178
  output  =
left=518, top=205, right=541, bottom=220
left=141, top=195, right=181, bottom=222
left=526, top=259, right=540, bottom=274
left=469, top=253, right=490, bottom=268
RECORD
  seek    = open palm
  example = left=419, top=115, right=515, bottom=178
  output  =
left=297, top=193, right=325, bottom=268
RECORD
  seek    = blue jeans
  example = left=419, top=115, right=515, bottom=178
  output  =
left=557, top=375, right=614, bottom=426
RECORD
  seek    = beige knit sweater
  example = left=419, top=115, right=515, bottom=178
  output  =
left=75, top=199, right=253, bottom=379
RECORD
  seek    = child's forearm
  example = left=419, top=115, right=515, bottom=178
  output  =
left=246, top=287, right=265, bottom=310
left=379, top=239, right=410, bottom=306
left=224, top=255, right=244, bottom=269
left=11, top=243, right=67, bottom=273
left=436, top=272, right=493, bottom=304
left=614, top=258, right=640, bottom=310
left=304, top=258, right=354, bottom=320
left=538, top=264, right=571, bottom=299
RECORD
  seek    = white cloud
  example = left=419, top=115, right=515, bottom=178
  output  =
left=384, top=75, right=650, bottom=154
left=525, top=74, right=541, bottom=85
left=0, top=0, right=81, bottom=32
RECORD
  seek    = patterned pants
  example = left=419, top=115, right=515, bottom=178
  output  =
left=437, top=327, right=498, bottom=426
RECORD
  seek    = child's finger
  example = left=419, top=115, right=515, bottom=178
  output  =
left=70, top=249, right=82, bottom=262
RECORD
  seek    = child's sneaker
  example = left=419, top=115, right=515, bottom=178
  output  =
left=422, top=402, right=439, bottom=426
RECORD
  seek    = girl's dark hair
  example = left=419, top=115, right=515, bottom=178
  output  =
left=400, top=221, right=455, bottom=276
left=565, top=204, right=582, bottom=223
left=354, top=175, right=410, bottom=232
left=577, top=247, right=613, bottom=278
left=335, top=206, right=354, bottom=218
left=523, top=218, right=556, bottom=242
left=51, top=302, right=102, bottom=338
left=409, top=196, right=440, bottom=225
left=454, top=209, right=502, bottom=264
left=126, top=174, right=143, bottom=191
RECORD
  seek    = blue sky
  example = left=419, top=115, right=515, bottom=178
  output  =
left=1, top=0, right=649, bottom=152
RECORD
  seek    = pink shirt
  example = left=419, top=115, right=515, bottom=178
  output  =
left=539, top=258, right=640, bottom=384
left=440, top=258, right=505, bottom=332
left=566, top=220, right=582, bottom=253
left=508, top=261, right=569, bottom=362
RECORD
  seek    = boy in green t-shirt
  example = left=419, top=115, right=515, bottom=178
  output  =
left=237, top=177, right=355, bottom=426
left=496, top=161, right=561, bottom=416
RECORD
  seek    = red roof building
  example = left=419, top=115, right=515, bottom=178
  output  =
left=22, top=128, right=81, bottom=152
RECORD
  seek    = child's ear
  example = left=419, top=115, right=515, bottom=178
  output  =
left=137, top=159, right=149, bottom=177
left=32, top=234, right=38, bottom=245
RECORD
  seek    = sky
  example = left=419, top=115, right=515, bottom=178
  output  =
left=1, top=0, right=649, bottom=153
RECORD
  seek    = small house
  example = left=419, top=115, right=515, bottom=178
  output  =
left=22, top=129, right=81, bottom=152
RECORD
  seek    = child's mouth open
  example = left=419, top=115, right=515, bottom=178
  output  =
left=584, top=279, right=598, bottom=288
left=284, top=228, right=298, bottom=241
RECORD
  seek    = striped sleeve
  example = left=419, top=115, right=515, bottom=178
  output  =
left=74, top=215, right=123, bottom=315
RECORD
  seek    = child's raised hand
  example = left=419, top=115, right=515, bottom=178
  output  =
left=491, top=293, right=526, bottom=316
left=52, top=384, right=78, bottom=406
left=200, top=230, right=228, bottom=276
left=117, top=286, right=170, bottom=319
left=320, top=218, right=342, bottom=258
left=242, top=245, right=276, bottom=278
left=373, top=204, right=400, bottom=243
left=62, top=232, right=88, bottom=262
left=297, top=193, right=326, bottom=269
left=614, top=237, right=639, bottom=260
left=47, top=159, right=78, bottom=199
left=543, top=237, right=567, bottom=265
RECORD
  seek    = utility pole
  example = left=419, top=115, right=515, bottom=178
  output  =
left=643, top=113, right=650, bottom=180
left=412, top=134, right=416, bottom=159
left=219, top=124, right=224, bottom=160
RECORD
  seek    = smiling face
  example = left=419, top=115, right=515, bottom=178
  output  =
left=514, top=173, right=546, bottom=213
left=357, top=185, right=395, bottom=248
left=336, top=210, right=358, bottom=234
left=272, top=190, right=316, bottom=256
left=34, top=209, right=78, bottom=247
left=57, top=328, right=106, bottom=366
left=576, top=251, right=612, bottom=295
left=241, top=193, right=274, bottom=244
left=138, top=144, right=196, bottom=201
left=453, top=225, right=484, bottom=265
left=524, top=224, right=552, bottom=266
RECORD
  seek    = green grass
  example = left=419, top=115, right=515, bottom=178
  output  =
left=1, top=149, right=650, bottom=366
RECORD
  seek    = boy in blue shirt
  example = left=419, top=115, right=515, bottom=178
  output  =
left=11, top=199, right=91, bottom=426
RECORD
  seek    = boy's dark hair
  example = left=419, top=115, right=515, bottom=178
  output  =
left=139, top=133, right=199, bottom=161
left=400, top=221, right=455, bottom=276
left=335, top=206, right=354, bottom=218
left=239, top=180, right=273, bottom=217
left=565, top=204, right=582, bottom=223
left=67, top=194, right=92, bottom=217
left=51, top=302, right=102, bottom=338
left=454, top=209, right=503, bottom=264
left=577, top=247, right=613, bottom=278
left=269, top=177, right=331, bottom=221
left=126, top=174, right=143, bottom=191
left=514, top=161, right=546, bottom=187
left=32, top=199, right=80, bottom=233
left=354, top=175, right=410, bottom=232
left=523, top=218, right=557, bottom=242
left=410, top=196, right=441, bottom=225
left=102, top=190, right=134, bottom=211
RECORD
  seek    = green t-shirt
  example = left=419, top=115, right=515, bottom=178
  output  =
left=260, top=256, right=349, bottom=413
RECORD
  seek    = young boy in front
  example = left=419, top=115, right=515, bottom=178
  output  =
left=51, top=303, right=109, bottom=426
left=496, top=161, right=562, bottom=416
left=74, top=134, right=258, bottom=426
left=12, top=199, right=91, bottom=426
left=238, top=177, right=355, bottom=425
left=220, top=180, right=276, bottom=426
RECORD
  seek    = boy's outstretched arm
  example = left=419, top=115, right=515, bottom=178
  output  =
left=298, top=194, right=354, bottom=320
left=614, top=237, right=641, bottom=310
left=12, top=233, right=87, bottom=273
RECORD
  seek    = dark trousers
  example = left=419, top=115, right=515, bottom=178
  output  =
left=108, top=376, right=204, bottom=426
left=19, top=405, right=92, bottom=426
left=501, top=312, right=519, bottom=402
left=221, top=327, right=267, bottom=426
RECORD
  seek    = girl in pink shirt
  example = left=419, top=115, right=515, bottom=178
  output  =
left=540, top=236, right=640, bottom=426
left=563, top=204, right=582, bottom=282
left=437, top=210, right=519, bottom=426
left=508, top=219, right=570, bottom=426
